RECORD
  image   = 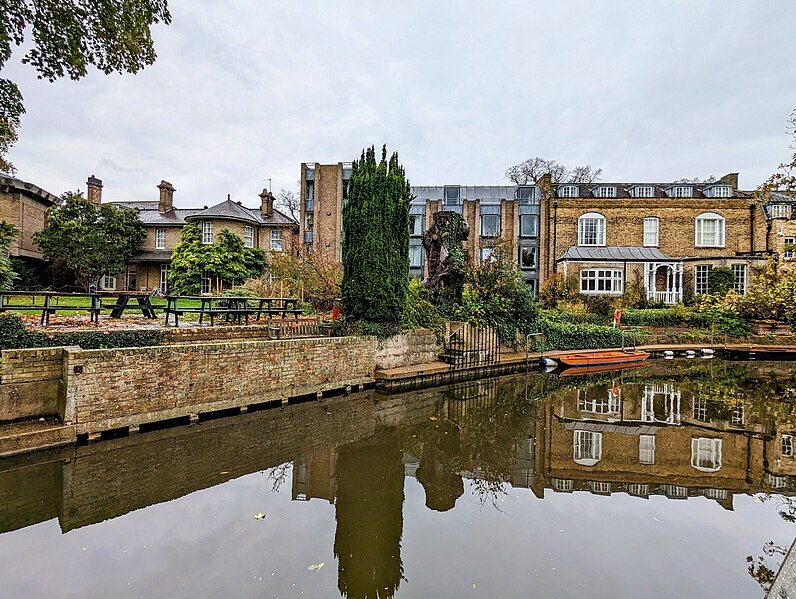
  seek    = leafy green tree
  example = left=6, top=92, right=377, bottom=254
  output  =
left=0, top=1, right=171, bottom=173
left=168, top=224, right=266, bottom=295
left=0, top=220, right=18, bottom=288
left=708, top=266, right=735, bottom=295
left=33, top=191, right=146, bottom=289
left=342, top=145, right=411, bottom=323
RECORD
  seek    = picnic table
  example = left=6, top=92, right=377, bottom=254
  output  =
left=0, top=290, right=103, bottom=325
left=95, top=292, right=159, bottom=319
left=163, top=295, right=302, bottom=327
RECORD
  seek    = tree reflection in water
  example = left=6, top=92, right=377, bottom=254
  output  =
left=334, top=432, right=405, bottom=599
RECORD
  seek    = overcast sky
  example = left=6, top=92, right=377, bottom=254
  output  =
left=3, top=0, right=795, bottom=207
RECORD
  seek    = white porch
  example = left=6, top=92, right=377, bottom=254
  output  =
left=643, top=262, right=684, bottom=305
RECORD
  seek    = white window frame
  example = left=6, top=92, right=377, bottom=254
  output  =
left=99, top=274, right=117, bottom=290
left=633, top=185, right=655, bottom=198
left=573, top=430, right=602, bottom=466
left=704, top=488, right=727, bottom=500
left=202, top=222, right=213, bottom=245
left=518, top=246, right=537, bottom=270
left=695, top=212, right=725, bottom=247
left=159, top=263, right=168, bottom=294
left=559, top=185, right=579, bottom=198
left=694, top=264, right=712, bottom=295
left=244, top=226, right=254, bottom=248
left=480, top=213, right=501, bottom=238
left=643, top=217, right=659, bottom=247
left=639, top=435, right=656, bottom=465
left=578, top=212, right=606, bottom=246
left=155, top=228, right=166, bottom=250
left=770, top=204, right=792, bottom=219
left=670, top=186, right=693, bottom=198
left=409, top=214, right=424, bottom=236
left=731, top=264, right=747, bottom=294
left=551, top=478, right=573, bottom=492
left=784, top=237, right=795, bottom=260
left=480, top=247, right=494, bottom=263
left=270, top=228, right=283, bottom=251
left=783, top=434, right=794, bottom=457
left=708, top=185, right=731, bottom=198
left=519, top=214, right=538, bottom=238
left=691, top=437, right=722, bottom=472
left=577, top=390, right=620, bottom=414
left=692, top=397, right=708, bottom=421
left=628, top=484, right=649, bottom=497
left=201, top=271, right=212, bottom=294
left=580, top=269, right=623, bottom=295
left=594, top=186, right=617, bottom=198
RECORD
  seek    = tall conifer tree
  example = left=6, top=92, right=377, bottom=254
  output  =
left=342, top=145, right=411, bottom=323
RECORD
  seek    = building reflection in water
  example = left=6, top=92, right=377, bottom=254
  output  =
left=2, top=360, right=796, bottom=597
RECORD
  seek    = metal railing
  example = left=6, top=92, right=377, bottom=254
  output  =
left=525, top=332, right=545, bottom=369
left=443, top=323, right=500, bottom=369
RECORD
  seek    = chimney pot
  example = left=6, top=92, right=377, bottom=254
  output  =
left=87, top=175, right=103, bottom=204
left=157, top=180, right=175, bottom=213
left=259, top=189, right=274, bottom=215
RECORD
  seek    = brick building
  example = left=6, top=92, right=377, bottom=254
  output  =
left=542, top=173, right=769, bottom=303
left=760, top=191, right=796, bottom=270
left=84, top=176, right=299, bottom=292
left=301, top=162, right=542, bottom=288
left=300, top=163, right=771, bottom=301
left=0, top=172, right=60, bottom=266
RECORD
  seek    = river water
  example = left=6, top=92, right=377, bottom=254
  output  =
left=0, top=359, right=795, bottom=598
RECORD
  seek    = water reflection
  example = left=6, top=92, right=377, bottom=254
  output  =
left=1, top=359, right=796, bottom=597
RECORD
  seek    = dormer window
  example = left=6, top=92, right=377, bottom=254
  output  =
left=559, top=185, right=579, bottom=198
left=594, top=186, right=617, bottom=198
left=443, top=186, right=462, bottom=213
left=515, top=186, right=536, bottom=202
left=670, top=186, right=693, bottom=198
left=632, top=185, right=655, bottom=198
left=706, top=185, right=731, bottom=198
left=770, top=204, right=792, bottom=219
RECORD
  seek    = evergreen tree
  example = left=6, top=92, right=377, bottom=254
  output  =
left=342, top=145, right=411, bottom=323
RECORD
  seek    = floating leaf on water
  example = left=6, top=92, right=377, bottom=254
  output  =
left=219, top=471, right=230, bottom=475
left=429, top=416, right=437, bottom=421
left=308, top=562, right=325, bottom=571
left=253, top=513, right=266, bottom=520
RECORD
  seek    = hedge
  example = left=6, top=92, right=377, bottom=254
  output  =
left=537, top=318, right=647, bottom=351
left=0, top=313, right=165, bottom=351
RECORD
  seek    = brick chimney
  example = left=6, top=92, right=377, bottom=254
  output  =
left=259, top=189, right=274, bottom=215
left=157, top=180, right=175, bottom=213
left=719, top=172, right=739, bottom=189
left=87, top=175, right=103, bottom=204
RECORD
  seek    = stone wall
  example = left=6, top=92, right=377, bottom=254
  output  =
left=0, top=347, right=71, bottom=421
left=63, top=336, right=375, bottom=433
left=375, top=329, right=441, bottom=370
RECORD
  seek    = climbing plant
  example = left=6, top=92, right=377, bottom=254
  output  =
left=341, top=145, right=411, bottom=323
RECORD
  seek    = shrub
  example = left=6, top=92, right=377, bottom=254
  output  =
left=708, top=266, right=734, bottom=296
left=261, top=246, right=342, bottom=312
left=538, top=272, right=579, bottom=307
left=584, top=295, right=614, bottom=317
left=402, top=278, right=445, bottom=340
left=538, top=318, right=646, bottom=351
left=0, top=313, right=165, bottom=351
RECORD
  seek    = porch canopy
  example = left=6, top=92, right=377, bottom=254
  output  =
left=558, top=246, right=684, bottom=304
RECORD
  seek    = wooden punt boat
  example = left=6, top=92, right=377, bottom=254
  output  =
left=547, top=349, right=650, bottom=369
left=557, top=360, right=649, bottom=376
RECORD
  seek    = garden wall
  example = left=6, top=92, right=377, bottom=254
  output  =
left=374, top=329, right=441, bottom=370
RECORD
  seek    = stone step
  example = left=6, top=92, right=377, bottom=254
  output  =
left=0, top=419, right=76, bottom=457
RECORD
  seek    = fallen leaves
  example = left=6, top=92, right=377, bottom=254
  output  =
left=308, top=562, right=325, bottom=571
left=253, top=513, right=266, bottom=520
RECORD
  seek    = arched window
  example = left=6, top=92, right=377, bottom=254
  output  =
left=578, top=212, right=606, bottom=246
left=695, top=212, right=725, bottom=247
left=573, top=430, right=602, bottom=466
left=691, top=437, right=722, bottom=472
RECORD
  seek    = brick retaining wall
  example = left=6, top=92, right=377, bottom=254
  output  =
left=0, top=347, right=74, bottom=421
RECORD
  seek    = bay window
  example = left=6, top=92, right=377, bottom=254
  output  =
left=580, top=269, right=622, bottom=295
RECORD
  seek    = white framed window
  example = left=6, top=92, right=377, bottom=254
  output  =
left=155, top=228, right=166, bottom=249
left=577, top=390, right=620, bottom=414
left=580, top=269, right=622, bottom=295
left=159, top=263, right=168, bottom=293
left=516, top=186, right=536, bottom=201
left=519, top=214, right=538, bottom=237
left=692, top=397, right=708, bottom=421
left=707, top=185, right=731, bottom=198
left=202, top=222, right=213, bottom=244
left=551, top=478, right=573, bottom=492
left=409, top=245, right=423, bottom=268
left=480, top=247, right=494, bottom=263
left=695, top=212, right=725, bottom=247
left=99, top=274, right=117, bottom=290
left=732, top=264, right=747, bottom=294
left=670, top=186, right=693, bottom=198
left=594, top=186, right=617, bottom=198
left=784, top=237, right=795, bottom=260
left=270, top=229, right=283, bottom=251
left=578, top=212, right=606, bottom=246
left=731, top=402, right=745, bottom=425
left=783, top=434, right=794, bottom=457
left=589, top=481, right=611, bottom=494
left=244, top=226, right=254, bottom=248
left=695, top=264, right=712, bottom=295
left=409, top=214, right=424, bottom=236
left=639, top=435, right=656, bottom=465
left=663, top=485, right=688, bottom=498
left=628, top=484, right=649, bottom=497
left=519, top=246, right=537, bottom=270
left=633, top=185, right=655, bottom=198
left=643, top=217, right=659, bottom=247
left=691, top=437, right=722, bottom=472
left=443, top=186, right=462, bottom=212
left=201, top=271, right=212, bottom=294
left=573, top=430, right=602, bottom=466
left=704, top=488, right=727, bottom=500
left=767, top=473, right=788, bottom=489
left=770, top=204, right=792, bottom=219
left=559, top=185, right=579, bottom=198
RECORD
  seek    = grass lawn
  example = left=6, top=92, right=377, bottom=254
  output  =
left=3, top=294, right=204, bottom=318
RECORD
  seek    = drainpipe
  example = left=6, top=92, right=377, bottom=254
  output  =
left=552, top=200, right=559, bottom=274
left=749, top=203, right=755, bottom=253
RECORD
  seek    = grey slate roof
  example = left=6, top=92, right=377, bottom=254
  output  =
left=559, top=246, right=676, bottom=262
left=0, top=173, right=60, bottom=205
left=411, top=185, right=522, bottom=203
left=110, top=199, right=297, bottom=227
left=130, top=250, right=173, bottom=262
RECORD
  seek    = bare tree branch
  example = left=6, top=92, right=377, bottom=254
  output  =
left=505, top=156, right=601, bottom=184
left=274, top=188, right=299, bottom=222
